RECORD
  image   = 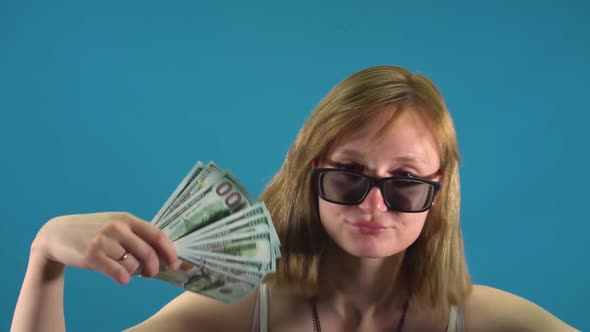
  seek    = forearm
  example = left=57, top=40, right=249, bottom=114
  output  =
left=11, top=246, right=66, bottom=332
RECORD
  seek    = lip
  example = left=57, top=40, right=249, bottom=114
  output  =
left=350, top=221, right=390, bottom=235
left=353, top=221, right=388, bottom=229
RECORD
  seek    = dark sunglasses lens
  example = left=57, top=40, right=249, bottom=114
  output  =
left=383, top=179, right=435, bottom=211
left=320, top=171, right=369, bottom=204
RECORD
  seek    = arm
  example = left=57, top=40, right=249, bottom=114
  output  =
left=11, top=213, right=178, bottom=332
left=11, top=246, right=66, bottom=332
left=12, top=256, right=257, bottom=332
left=464, top=285, right=580, bottom=332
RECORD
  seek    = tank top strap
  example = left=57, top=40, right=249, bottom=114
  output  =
left=455, top=305, right=465, bottom=332
left=446, top=305, right=457, bottom=332
left=250, top=284, right=269, bottom=332
left=446, top=304, right=465, bottom=332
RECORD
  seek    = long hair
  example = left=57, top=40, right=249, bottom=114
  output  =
left=260, top=65, right=471, bottom=315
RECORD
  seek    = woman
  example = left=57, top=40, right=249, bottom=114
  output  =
left=12, top=66, right=579, bottom=331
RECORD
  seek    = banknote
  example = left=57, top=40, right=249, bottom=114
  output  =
left=179, top=250, right=276, bottom=273
left=142, top=160, right=280, bottom=304
left=173, top=203, right=280, bottom=256
left=179, top=254, right=265, bottom=285
left=179, top=203, right=269, bottom=241
left=181, top=227, right=273, bottom=252
left=160, top=173, right=254, bottom=241
left=151, top=161, right=204, bottom=224
left=154, top=162, right=225, bottom=226
left=179, top=233, right=275, bottom=265
left=153, top=258, right=259, bottom=303
left=196, top=213, right=281, bottom=258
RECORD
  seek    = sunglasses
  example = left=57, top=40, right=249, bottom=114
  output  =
left=311, top=167, right=442, bottom=213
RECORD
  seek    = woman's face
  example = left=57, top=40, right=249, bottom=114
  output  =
left=317, top=109, right=441, bottom=258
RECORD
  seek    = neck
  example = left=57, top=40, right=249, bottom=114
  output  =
left=317, top=244, right=409, bottom=317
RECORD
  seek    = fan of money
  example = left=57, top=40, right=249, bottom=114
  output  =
left=144, top=161, right=281, bottom=304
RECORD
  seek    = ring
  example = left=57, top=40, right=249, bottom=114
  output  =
left=117, top=251, right=129, bottom=262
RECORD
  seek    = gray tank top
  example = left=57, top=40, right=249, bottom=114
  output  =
left=250, top=284, right=465, bottom=332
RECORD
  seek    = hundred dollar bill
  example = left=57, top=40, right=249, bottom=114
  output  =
left=134, top=225, right=277, bottom=277
left=181, top=227, right=271, bottom=251
left=180, top=203, right=279, bottom=245
left=151, top=161, right=204, bottom=225
left=155, top=162, right=225, bottom=226
left=175, top=203, right=281, bottom=259
left=181, top=251, right=276, bottom=273
left=160, top=173, right=254, bottom=241
left=181, top=226, right=272, bottom=259
left=178, top=203, right=266, bottom=239
left=153, top=258, right=259, bottom=303
left=155, top=163, right=225, bottom=229
left=181, top=232, right=274, bottom=264
left=173, top=203, right=277, bottom=246
left=195, top=210, right=281, bottom=258
left=133, top=239, right=268, bottom=282
left=196, top=223, right=269, bottom=244
left=180, top=252, right=268, bottom=274
left=179, top=255, right=265, bottom=285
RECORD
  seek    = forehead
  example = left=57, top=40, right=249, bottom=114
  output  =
left=328, top=109, right=440, bottom=169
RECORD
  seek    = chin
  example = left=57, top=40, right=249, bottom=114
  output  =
left=339, top=238, right=405, bottom=259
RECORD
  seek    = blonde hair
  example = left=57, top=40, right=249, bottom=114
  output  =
left=260, top=65, right=471, bottom=314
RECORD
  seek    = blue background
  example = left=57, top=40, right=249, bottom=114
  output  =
left=1, top=0, right=588, bottom=330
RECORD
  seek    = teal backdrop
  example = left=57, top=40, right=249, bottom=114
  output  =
left=1, top=0, right=588, bottom=330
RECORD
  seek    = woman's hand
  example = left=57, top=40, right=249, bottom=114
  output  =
left=32, top=212, right=178, bottom=285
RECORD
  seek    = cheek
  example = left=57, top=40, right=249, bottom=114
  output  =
left=318, top=199, right=350, bottom=231
left=318, top=199, right=338, bottom=226
left=398, top=212, right=429, bottom=240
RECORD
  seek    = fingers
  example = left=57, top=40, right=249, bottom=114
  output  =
left=92, top=254, right=132, bottom=285
left=86, top=237, right=132, bottom=285
left=116, top=252, right=141, bottom=277
left=101, top=213, right=177, bottom=277
left=102, top=237, right=141, bottom=276
left=117, top=231, right=161, bottom=277
left=124, top=214, right=178, bottom=269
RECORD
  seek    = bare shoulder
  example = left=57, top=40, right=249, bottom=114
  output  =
left=123, top=290, right=258, bottom=332
left=463, top=284, right=579, bottom=332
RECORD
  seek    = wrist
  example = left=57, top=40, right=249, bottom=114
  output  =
left=30, top=223, right=65, bottom=280
left=28, top=246, right=65, bottom=282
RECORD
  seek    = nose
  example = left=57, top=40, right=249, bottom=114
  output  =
left=358, top=186, right=388, bottom=213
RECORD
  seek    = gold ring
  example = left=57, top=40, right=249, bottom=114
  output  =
left=118, top=252, right=129, bottom=261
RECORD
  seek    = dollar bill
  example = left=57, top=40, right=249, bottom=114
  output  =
left=160, top=173, right=254, bottom=241
left=142, top=161, right=282, bottom=303
left=181, top=253, right=268, bottom=274
left=196, top=209, right=281, bottom=258
left=151, top=161, right=204, bottom=225
left=155, top=162, right=225, bottom=225
left=179, top=203, right=267, bottom=240
left=180, top=251, right=275, bottom=273
left=153, top=258, right=259, bottom=303
left=179, top=255, right=265, bottom=285
left=180, top=232, right=274, bottom=264
left=173, top=203, right=278, bottom=247
left=155, top=163, right=226, bottom=230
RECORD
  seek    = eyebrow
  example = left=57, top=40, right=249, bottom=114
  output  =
left=336, top=149, right=426, bottom=164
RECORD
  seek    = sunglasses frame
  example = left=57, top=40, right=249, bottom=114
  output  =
left=311, top=167, right=442, bottom=213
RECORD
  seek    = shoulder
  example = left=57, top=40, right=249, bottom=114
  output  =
left=267, top=285, right=313, bottom=331
left=123, top=290, right=258, bottom=332
left=462, top=284, right=579, bottom=332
